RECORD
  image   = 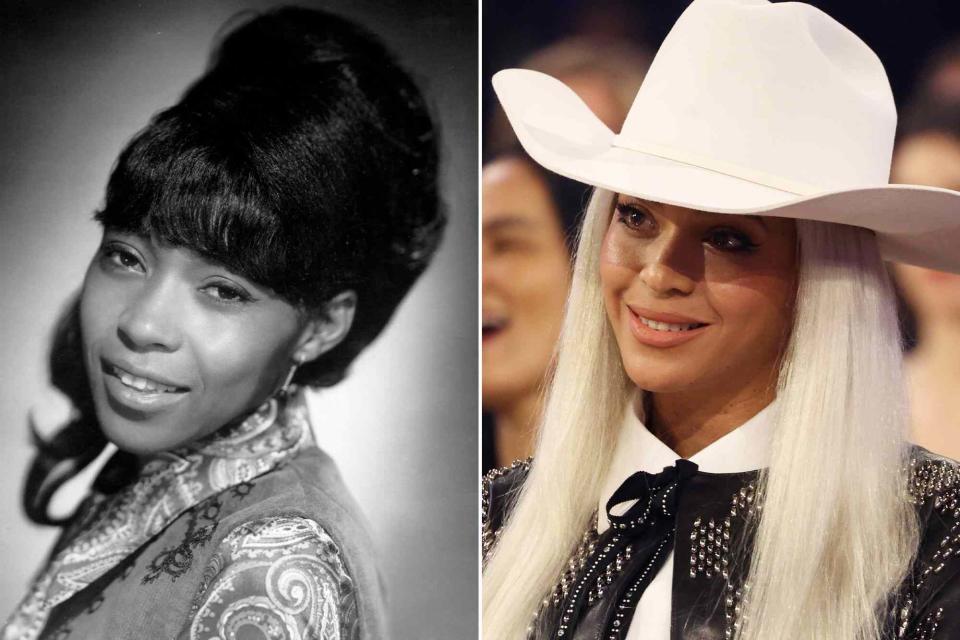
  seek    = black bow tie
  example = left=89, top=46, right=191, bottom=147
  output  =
left=605, top=459, right=700, bottom=533
left=555, top=460, right=701, bottom=640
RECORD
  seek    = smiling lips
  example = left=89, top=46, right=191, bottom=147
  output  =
left=109, top=364, right=185, bottom=394
left=626, top=306, right=710, bottom=347
left=100, top=358, right=190, bottom=415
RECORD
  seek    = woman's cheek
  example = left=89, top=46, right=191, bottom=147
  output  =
left=193, top=312, right=297, bottom=395
left=706, top=277, right=795, bottom=357
left=600, top=226, right=635, bottom=270
left=80, top=269, right=120, bottom=347
left=186, top=319, right=253, bottom=389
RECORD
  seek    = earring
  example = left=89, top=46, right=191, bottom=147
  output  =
left=279, top=355, right=304, bottom=396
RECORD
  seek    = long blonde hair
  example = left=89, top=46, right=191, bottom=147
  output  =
left=482, top=188, right=919, bottom=639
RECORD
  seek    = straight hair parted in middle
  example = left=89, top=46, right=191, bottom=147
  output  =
left=482, top=188, right=920, bottom=640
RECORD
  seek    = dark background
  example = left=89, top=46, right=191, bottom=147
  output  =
left=483, top=0, right=960, bottom=138
left=0, top=1, right=477, bottom=638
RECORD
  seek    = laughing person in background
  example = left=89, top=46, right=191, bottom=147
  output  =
left=481, top=37, right=649, bottom=473
left=481, top=156, right=579, bottom=473
left=4, top=7, right=443, bottom=640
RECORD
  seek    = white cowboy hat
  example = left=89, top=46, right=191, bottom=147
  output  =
left=492, top=0, right=960, bottom=274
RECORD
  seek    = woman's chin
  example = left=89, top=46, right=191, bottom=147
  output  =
left=621, top=361, right=711, bottom=396
left=95, top=410, right=190, bottom=457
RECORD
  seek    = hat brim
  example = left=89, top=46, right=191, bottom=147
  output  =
left=492, top=68, right=960, bottom=274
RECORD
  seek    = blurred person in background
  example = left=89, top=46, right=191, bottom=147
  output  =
left=912, top=37, right=960, bottom=105
left=482, top=156, right=583, bottom=473
left=892, top=98, right=960, bottom=460
left=482, top=37, right=649, bottom=473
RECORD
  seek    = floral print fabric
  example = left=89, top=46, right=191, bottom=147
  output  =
left=3, top=388, right=356, bottom=640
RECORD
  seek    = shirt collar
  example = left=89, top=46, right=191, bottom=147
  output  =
left=4, top=389, right=312, bottom=640
left=597, top=397, right=775, bottom=533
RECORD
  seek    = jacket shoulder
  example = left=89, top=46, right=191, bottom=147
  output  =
left=907, top=446, right=960, bottom=505
left=898, top=447, right=960, bottom=638
left=481, top=458, right=531, bottom=563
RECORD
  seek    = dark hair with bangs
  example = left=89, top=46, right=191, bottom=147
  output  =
left=25, top=6, right=443, bottom=525
left=98, top=5, right=442, bottom=387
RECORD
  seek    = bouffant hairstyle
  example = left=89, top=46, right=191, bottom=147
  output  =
left=25, top=6, right=444, bottom=524
left=99, top=6, right=443, bottom=386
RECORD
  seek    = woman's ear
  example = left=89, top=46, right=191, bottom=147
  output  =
left=292, top=291, right=357, bottom=364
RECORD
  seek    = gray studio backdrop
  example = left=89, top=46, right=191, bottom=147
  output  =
left=0, top=1, right=477, bottom=637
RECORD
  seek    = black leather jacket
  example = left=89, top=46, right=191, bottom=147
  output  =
left=482, top=449, right=960, bottom=640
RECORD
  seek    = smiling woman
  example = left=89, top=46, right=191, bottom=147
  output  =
left=81, top=232, right=354, bottom=454
left=482, top=1, right=960, bottom=639
left=601, top=198, right=797, bottom=454
left=2, top=6, right=444, bottom=640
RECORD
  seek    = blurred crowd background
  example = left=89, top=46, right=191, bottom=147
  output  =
left=482, top=0, right=960, bottom=473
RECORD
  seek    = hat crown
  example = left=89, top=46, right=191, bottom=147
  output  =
left=618, top=0, right=896, bottom=193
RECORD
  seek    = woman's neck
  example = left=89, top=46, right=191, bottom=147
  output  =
left=912, top=318, right=960, bottom=382
left=493, top=392, right=542, bottom=467
left=906, top=317, right=960, bottom=458
left=648, top=380, right=776, bottom=458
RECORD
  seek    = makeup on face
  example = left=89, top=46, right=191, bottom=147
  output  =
left=80, top=231, right=306, bottom=455
left=600, top=196, right=797, bottom=398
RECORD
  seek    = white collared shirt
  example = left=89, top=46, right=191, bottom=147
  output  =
left=596, top=400, right=775, bottom=640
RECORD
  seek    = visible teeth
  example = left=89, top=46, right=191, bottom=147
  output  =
left=640, top=317, right=702, bottom=332
left=113, top=366, right=178, bottom=393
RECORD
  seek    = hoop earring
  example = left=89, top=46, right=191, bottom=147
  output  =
left=279, top=356, right=303, bottom=396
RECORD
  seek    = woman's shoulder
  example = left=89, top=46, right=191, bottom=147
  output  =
left=907, top=445, right=960, bottom=505
left=210, top=443, right=381, bottom=566
left=182, top=514, right=359, bottom=640
left=482, top=458, right=531, bottom=562
left=216, top=446, right=368, bottom=531
left=897, top=446, right=960, bottom=637
left=900, top=447, right=960, bottom=566
left=192, top=447, right=386, bottom=638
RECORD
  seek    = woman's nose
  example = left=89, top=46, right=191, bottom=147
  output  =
left=639, top=234, right=699, bottom=297
left=116, top=281, right=183, bottom=352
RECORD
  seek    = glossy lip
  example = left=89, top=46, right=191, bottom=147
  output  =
left=625, top=305, right=711, bottom=348
left=100, top=357, right=191, bottom=416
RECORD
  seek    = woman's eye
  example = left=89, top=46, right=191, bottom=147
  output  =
left=614, top=203, right=655, bottom=233
left=705, top=228, right=759, bottom=253
left=101, top=246, right=144, bottom=272
left=202, top=283, right=252, bottom=304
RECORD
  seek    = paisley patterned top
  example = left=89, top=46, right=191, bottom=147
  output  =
left=184, top=515, right=358, bottom=640
left=3, top=389, right=376, bottom=640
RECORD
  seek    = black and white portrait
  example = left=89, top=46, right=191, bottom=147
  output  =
left=0, top=1, right=476, bottom=638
